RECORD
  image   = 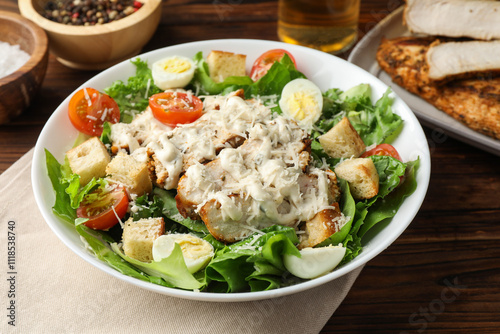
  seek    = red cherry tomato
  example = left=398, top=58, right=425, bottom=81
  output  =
left=361, top=144, right=402, bottom=161
left=250, top=49, right=297, bottom=81
left=77, top=184, right=129, bottom=230
left=149, top=92, right=203, bottom=127
left=68, top=87, right=120, bottom=136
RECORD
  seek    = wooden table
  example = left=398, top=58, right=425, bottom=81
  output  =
left=1, top=0, right=499, bottom=332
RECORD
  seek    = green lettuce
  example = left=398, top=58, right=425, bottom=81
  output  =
left=317, top=84, right=403, bottom=146
left=45, top=149, right=76, bottom=223
left=110, top=243, right=204, bottom=290
left=190, top=52, right=305, bottom=115
left=105, top=58, right=162, bottom=123
left=358, top=158, right=420, bottom=238
left=77, top=225, right=152, bottom=282
left=190, top=51, right=253, bottom=95
left=205, top=226, right=300, bottom=292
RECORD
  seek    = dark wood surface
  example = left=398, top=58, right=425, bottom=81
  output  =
left=1, top=0, right=499, bottom=332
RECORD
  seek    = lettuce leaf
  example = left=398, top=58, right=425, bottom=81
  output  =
left=45, top=149, right=76, bottom=223
left=76, top=225, right=152, bottom=282
left=190, top=52, right=253, bottom=95
left=190, top=52, right=305, bottom=115
left=318, top=84, right=403, bottom=146
left=205, top=226, right=300, bottom=292
left=105, top=58, right=162, bottom=123
left=110, top=242, right=204, bottom=290
left=153, top=188, right=209, bottom=234
left=358, top=158, right=420, bottom=238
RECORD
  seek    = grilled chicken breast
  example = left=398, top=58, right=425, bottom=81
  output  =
left=377, top=36, right=500, bottom=140
left=404, top=0, right=500, bottom=41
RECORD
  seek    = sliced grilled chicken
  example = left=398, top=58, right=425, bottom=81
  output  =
left=175, top=159, right=231, bottom=220
left=197, top=173, right=340, bottom=243
left=377, top=36, right=500, bottom=140
left=199, top=196, right=280, bottom=243
left=404, top=0, right=500, bottom=41
left=427, top=40, right=500, bottom=83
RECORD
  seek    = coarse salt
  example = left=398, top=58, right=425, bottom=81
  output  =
left=0, top=41, right=30, bottom=79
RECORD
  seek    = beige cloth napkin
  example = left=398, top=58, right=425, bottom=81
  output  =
left=0, top=148, right=362, bottom=334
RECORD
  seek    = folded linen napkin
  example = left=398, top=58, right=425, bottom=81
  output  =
left=0, top=149, right=362, bottom=334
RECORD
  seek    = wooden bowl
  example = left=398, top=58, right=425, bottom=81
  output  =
left=0, top=10, right=49, bottom=124
left=19, top=0, right=162, bottom=70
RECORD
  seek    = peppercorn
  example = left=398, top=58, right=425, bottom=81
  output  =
left=42, top=0, right=142, bottom=26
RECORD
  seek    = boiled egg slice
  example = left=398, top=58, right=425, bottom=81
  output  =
left=152, top=234, right=214, bottom=274
left=152, top=55, right=196, bottom=90
left=279, top=78, right=323, bottom=130
left=283, top=244, right=346, bottom=279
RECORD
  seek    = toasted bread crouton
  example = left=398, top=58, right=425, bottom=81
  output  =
left=334, top=158, right=379, bottom=200
left=207, top=50, right=246, bottom=83
left=66, top=137, right=111, bottom=186
left=299, top=203, right=345, bottom=249
left=122, top=217, right=165, bottom=262
left=105, top=152, right=152, bottom=196
left=319, top=117, right=366, bottom=158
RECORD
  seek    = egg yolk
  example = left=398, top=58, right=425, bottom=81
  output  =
left=163, top=59, right=191, bottom=73
left=287, top=92, right=318, bottom=121
left=176, top=237, right=211, bottom=260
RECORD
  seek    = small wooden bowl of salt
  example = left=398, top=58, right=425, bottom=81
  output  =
left=0, top=10, right=48, bottom=124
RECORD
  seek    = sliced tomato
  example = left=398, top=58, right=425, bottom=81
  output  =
left=68, top=87, right=120, bottom=136
left=250, top=49, right=297, bottom=81
left=361, top=144, right=402, bottom=161
left=77, top=184, right=129, bottom=230
left=149, top=91, right=203, bottom=127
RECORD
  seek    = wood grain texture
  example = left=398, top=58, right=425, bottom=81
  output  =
left=0, top=0, right=499, bottom=332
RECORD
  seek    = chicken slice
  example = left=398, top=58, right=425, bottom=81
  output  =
left=404, top=0, right=500, bottom=41
left=427, top=40, right=500, bottom=83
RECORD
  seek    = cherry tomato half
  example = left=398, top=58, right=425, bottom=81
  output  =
left=77, top=184, right=129, bottom=230
left=149, top=92, right=203, bottom=127
left=68, top=87, right=120, bottom=136
left=250, top=49, right=297, bottom=81
left=361, top=144, right=402, bottom=161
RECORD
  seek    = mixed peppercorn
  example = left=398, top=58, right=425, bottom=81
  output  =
left=42, top=0, right=143, bottom=26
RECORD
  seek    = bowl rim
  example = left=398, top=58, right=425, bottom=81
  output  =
left=0, top=10, right=48, bottom=84
left=18, top=0, right=162, bottom=36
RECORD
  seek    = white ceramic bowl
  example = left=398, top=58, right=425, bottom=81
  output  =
left=31, top=39, right=431, bottom=302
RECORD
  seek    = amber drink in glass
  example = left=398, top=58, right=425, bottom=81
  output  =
left=278, top=0, right=360, bottom=54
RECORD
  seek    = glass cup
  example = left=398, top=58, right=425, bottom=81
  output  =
left=278, top=0, right=360, bottom=54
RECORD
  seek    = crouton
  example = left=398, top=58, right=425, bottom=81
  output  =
left=66, top=137, right=111, bottom=186
left=319, top=117, right=366, bottom=158
left=122, top=217, right=165, bottom=262
left=207, top=50, right=246, bottom=83
left=299, top=203, right=345, bottom=249
left=334, top=158, right=379, bottom=200
left=105, top=152, right=152, bottom=196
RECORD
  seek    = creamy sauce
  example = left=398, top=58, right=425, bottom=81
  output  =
left=110, top=91, right=336, bottom=233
